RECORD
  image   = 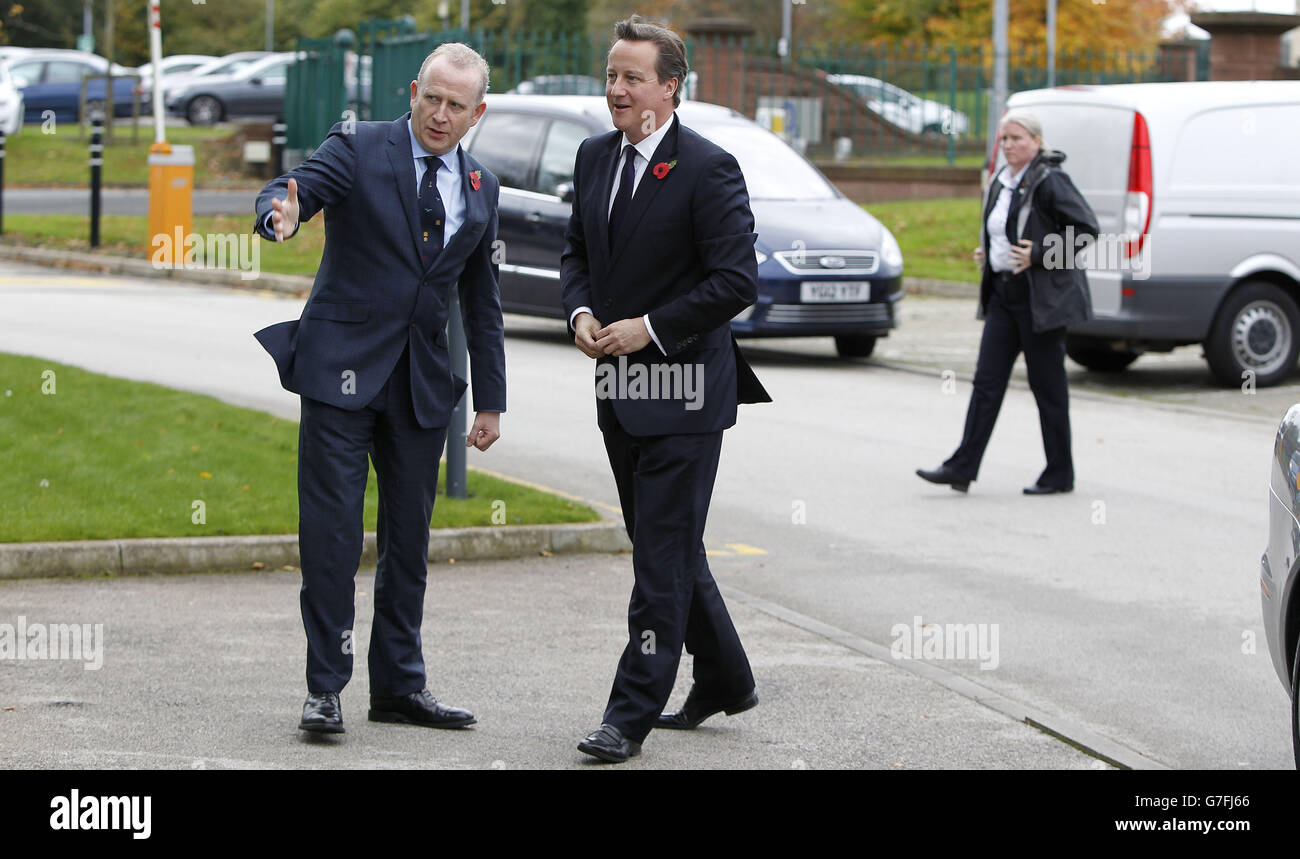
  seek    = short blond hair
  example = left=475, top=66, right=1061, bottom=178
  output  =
left=417, top=42, right=491, bottom=104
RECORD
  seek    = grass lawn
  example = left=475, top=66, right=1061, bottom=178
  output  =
left=0, top=353, right=599, bottom=543
left=5, top=124, right=257, bottom=187
left=865, top=196, right=982, bottom=284
left=0, top=213, right=325, bottom=278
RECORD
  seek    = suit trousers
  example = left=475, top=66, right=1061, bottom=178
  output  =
left=297, top=347, right=448, bottom=695
left=944, top=277, right=1074, bottom=488
left=599, top=415, right=755, bottom=743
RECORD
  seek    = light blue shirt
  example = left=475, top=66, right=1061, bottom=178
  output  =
left=407, top=118, right=466, bottom=243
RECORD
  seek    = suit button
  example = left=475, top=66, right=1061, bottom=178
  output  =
left=603, top=299, right=613, bottom=307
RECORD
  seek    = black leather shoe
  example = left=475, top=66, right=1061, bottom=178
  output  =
left=1023, top=483, right=1073, bottom=495
left=656, top=686, right=758, bottom=730
left=368, top=689, right=476, bottom=729
left=577, top=723, right=641, bottom=763
left=299, top=691, right=344, bottom=734
left=916, top=465, right=970, bottom=493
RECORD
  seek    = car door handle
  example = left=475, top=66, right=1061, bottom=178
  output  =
left=525, top=212, right=543, bottom=224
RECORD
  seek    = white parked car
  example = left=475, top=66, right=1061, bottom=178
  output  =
left=827, top=73, right=970, bottom=137
left=1007, top=81, right=1300, bottom=386
left=0, top=60, right=24, bottom=135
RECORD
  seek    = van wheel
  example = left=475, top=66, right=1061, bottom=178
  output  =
left=1205, top=281, right=1300, bottom=388
left=835, top=335, right=876, bottom=358
left=1066, top=337, right=1139, bottom=372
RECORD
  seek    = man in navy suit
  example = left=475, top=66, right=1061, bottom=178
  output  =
left=252, top=43, right=506, bottom=735
left=562, top=16, right=771, bottom=763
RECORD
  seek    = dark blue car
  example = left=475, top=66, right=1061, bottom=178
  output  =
left=461, top=95, right=904, bottom=358
left=9, top=50, right=137, bottom=124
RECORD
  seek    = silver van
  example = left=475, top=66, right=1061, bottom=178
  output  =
left=1006, top=81, right=1300, bottom=387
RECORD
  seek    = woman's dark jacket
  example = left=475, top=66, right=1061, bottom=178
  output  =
left=978, top=149, right=1100, bottom=333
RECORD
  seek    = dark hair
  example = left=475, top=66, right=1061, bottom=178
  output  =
left=613, top=14, right=688, bottom=108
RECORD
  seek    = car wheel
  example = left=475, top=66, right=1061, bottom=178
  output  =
left=1204, top=280, right=1300, bottom=388
left=835, top=335, right=876, bottom=358
left=1066, top=336, right=1140, bottom=372
left=186, top=95, right=222, bottom=126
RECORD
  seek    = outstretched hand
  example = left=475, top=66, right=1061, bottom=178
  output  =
left=271, top=177, right=300, bottom=242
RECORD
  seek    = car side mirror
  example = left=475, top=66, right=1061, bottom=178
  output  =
left=556, top=181, right=575, bottom=203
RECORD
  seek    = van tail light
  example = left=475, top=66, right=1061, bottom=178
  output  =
left=1124, top=111, right=1152, bottom=258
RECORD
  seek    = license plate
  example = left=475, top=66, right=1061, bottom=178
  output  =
left=800, top=281, right=871, bottom=303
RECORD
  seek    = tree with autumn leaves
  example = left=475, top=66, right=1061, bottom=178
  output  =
left=3, top=0, right=1189, bottom=62
left=830, top=0, right=1192, bottom=54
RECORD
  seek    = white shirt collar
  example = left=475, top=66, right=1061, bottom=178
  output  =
left=1000, top=162, right=1029, bottom=191
left=620, top=111, right=675, bottom=164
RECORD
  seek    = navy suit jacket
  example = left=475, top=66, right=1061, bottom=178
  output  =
left=253, top=113, right=506, bottom=429
left=560, top=114, right=770, bottom=437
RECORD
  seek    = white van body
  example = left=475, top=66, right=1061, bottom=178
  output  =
left=1005, top=81, right=1300, bottom=385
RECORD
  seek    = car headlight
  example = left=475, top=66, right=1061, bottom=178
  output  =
left=879, top=226, right=903, bottom=270
left=733, top=305, right=755, bottom=322
left=755, top=250, right=768, bottom=266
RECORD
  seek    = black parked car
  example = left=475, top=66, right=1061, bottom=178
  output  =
left=462, top=95, right=904, bottom=358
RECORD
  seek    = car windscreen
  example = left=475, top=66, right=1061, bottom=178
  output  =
left=694, top=122, right=838, bottom=201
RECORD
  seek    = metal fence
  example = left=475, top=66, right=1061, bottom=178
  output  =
left=285, top=20, right=1204, bottom=161
left=285, top=32, right=352, bottom=151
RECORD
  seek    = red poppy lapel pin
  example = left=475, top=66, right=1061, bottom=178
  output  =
left=652, top=159, right=677, bottom=180
left=469, top=170, right=482, bottom=191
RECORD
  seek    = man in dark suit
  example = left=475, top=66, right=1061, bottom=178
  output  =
left=561, top=16, right=770, bottom=763
left=252, top=43, right=506, bottom=735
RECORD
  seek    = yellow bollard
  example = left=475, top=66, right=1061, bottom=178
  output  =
left=147, top=141, right=194, bottom=266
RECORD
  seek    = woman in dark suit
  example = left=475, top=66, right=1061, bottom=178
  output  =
left=917, top=109, right=1099, bottom=495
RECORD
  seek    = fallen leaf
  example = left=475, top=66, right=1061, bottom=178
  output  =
left=251, top=561, right=265, bottom=570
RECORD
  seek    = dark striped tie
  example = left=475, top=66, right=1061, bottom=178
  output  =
left=420, top=155, right=446, bottom=264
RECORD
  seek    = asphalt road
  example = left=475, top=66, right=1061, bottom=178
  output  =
left=0, top=263, right=1292, bottom=768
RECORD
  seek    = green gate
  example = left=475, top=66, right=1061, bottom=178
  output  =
left=285, top=30, right=353, bottom=151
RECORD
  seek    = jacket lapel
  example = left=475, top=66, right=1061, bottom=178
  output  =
left=590, top=132, right=619, bottom=269
left=386, top=113, right=424, bottom=261
left=609, top=115, right=679, bottom=267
